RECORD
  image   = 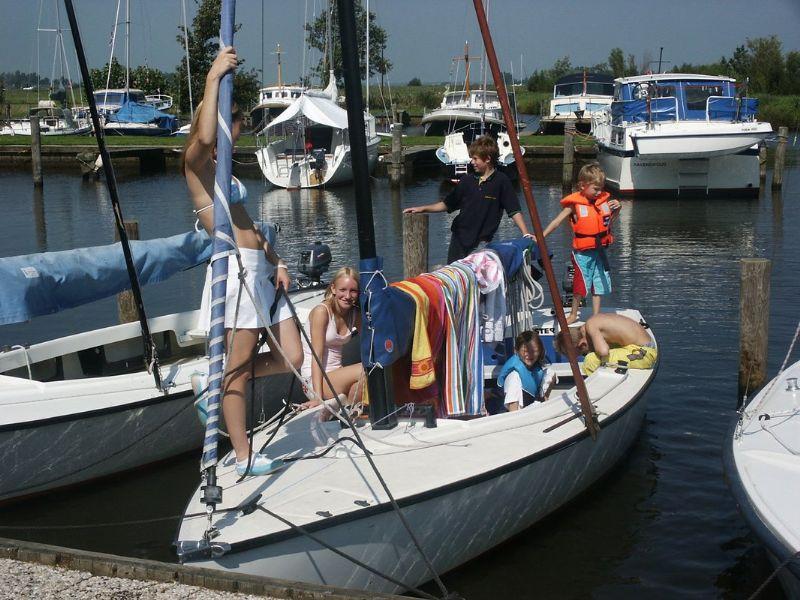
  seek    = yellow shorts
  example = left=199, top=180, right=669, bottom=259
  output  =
left=582, top=344, right=658, bottom=375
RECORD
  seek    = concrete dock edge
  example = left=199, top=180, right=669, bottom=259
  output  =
left=0, top=537, right=410, bottom=599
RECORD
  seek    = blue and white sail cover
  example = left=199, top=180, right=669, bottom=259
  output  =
left=202, top=0, right=237, bottom=471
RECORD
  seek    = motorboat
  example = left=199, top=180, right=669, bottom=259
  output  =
left=592, top=73, right=773, bottom=197
left=255, top=74, right=380, bottom=189
left=537, top=71, right=614, bottom=135
left=436, top=126, right=523, bottom=182
left=725, top=359, right=800, bottom=599
left=0, top=102, right=91, bottom=136
left=422, top=89, right=512, bottom=136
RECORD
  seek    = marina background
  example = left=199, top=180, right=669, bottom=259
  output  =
left=0, top=146, right=797, bottom=597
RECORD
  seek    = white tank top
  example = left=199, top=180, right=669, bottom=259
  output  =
left=301, top=303, right=354, bottom=378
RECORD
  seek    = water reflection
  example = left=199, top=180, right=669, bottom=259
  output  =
left=0, top=150, right=798, bottom=598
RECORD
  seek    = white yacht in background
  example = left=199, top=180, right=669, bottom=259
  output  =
left=592, top=73, right=773, bottom=197
left=537, top=71, right=614, bottom=134
left=255, top=73, right=380, bottom=189
left=249, top=44, right=306, bottom=132
left=436, top=128, right=522, bottom=182
left=422, top=88, right=510, bottom=136
left=0, top=101, right=91, bottom=136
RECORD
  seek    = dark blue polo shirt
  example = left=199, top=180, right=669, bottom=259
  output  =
left=444, top=169, right=521, bottom=250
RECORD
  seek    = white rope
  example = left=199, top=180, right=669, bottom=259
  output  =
left=11, top=345, right=32, bottom=380
left=744, top=319, right=800, bottom=421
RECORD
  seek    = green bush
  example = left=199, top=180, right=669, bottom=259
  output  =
left=408, top=77, right=421, bottom=86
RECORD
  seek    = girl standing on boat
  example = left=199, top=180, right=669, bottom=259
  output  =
left=297, top=267, right=364, bottom=414
left=184, top=47, right=303, bottom=476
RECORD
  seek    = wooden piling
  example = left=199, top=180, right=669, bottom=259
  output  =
left=30, top=115, right=43, bottom=188
left=390, top=122, right=404, bottom=187
left=562, top=121, right=575, bottom=193
left=759, top=143, right=767, bottom=182
left=739, top=258, right=771, bottom=399
left=772, top=126, right=788, bottom=189
left=402, top=212, right=428, bottom=279
left=116, top=221, right=140, bottom=324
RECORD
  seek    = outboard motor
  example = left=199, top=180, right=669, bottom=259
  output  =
left=311, top=148, right=326, bottom=171
left=297, top=241, right=332, bottom=289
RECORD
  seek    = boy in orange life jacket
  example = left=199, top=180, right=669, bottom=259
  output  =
left=541, top=163, right=621, bottom=324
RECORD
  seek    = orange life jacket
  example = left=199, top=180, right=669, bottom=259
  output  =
left=560, top=191, right=615, bottom=251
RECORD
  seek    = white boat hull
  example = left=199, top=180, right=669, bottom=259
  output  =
left=598, top=144, right=761, bottom=197
left=725, top=361, right=800, bottom=599
left=256, top=137, right=380, bottom=189
left=177, top=309, right=657, bottom=594
left=630, top=122, right=772, bottom=159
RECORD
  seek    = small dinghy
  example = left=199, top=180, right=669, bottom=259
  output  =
left=725, top=355, right=800, bottom=598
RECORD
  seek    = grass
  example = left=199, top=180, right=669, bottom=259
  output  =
left=0, top=133, right=260, bottom=147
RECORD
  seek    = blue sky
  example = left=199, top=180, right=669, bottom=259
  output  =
left=1, top=0, right=799, bottom=87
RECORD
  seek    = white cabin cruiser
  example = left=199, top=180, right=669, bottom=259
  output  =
left=593, top=73, right=772, bottom=197
left=537, top=72, right=614, bottom=135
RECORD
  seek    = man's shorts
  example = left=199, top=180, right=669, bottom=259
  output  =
left=582, top=344, right=658, bottom=375
left=572, top=248, right=612, bottom=297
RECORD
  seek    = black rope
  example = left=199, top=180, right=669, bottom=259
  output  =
left=281, top=436, right=368, bottom=462
left=254, top=505, right=440, bottom=600
left=280, top=289, right=452, bottom=598
left=747, top=550, right=800, bottom=600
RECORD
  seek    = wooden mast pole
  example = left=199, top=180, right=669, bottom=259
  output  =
left=472, top=0, right=599, bottom=438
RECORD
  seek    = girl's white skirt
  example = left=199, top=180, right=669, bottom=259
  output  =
left=198, top=248, right=291, bottom=331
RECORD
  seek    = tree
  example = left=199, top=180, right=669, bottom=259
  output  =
left=174, top=0, right=259, bottom=115
left=609, top=48, right=625, bottom=78
left=785, top=51, right=800, bottom=95
left=408, top=77, right=421, bottom=86
left=90, top=58, right=126, bottom=90
left=304, top=3, right=392, bottom=86
left=747, top=36, right=784, bottom=94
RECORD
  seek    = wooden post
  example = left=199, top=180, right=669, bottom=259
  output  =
left=758, top=143, right=767, bottom=182
left=739, top=258, right=771, bottom=399
left=562, top=121, right=575, bottom=193
left=772, top=126, right=788, bottom=189
left=30, top=115, right=43, bottom=188
left=402, top=212, right=428, bottom=279
left=390, top=122, right=404, bottom=186
left=116, top=221, right=140, bottom=324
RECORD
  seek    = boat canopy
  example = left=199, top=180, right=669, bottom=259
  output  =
left=611, top=78, right=759, bottom=124
left=268, top=94, right=348, bottom=130
left=108, top=100, right=178, bottom=131
left=0, top=225, right=276, bottom=325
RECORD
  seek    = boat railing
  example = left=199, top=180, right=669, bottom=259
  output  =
left=611, top=97, right=679, bottom=125
left=706, top=96, right=759, bottom=122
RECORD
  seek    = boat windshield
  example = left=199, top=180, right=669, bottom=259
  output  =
left=555, top=81, right=614, bottom=97
left=95, top=92, right=126, bottom=105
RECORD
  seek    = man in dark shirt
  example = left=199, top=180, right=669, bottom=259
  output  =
left=403, top=136, right=532, bottom=263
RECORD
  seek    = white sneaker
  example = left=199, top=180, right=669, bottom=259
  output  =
left=235, top=453, right=284, bottom=477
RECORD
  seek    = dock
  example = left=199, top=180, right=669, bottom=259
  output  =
left=0, top=537, right=409, bottom=599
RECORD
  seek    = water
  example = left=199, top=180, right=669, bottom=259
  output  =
left=1, top=151, right=798, bottom=598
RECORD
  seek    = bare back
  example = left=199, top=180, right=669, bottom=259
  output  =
left=585, top=313, right=651, bottom=352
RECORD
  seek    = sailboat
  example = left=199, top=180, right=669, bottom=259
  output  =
left=725, top=353, right=800, bottom=598
left=93, top=0, right=177, bottom=136
left=0, top=0, right=91, bottom=137
left=255, top=71, right=380, bottom=189
left=175, top=1, right=658, bottom=595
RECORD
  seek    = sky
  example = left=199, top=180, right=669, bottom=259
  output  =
left=1, top=0, right=799, bottom=88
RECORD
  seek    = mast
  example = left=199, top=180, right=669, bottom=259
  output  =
left=471, top=0, right=599, bottom=438
left=181, top=0, right=193, bottom=121
left=63, top=0, right=163, bottom=393
left=200, top=0, right=237, bottom=513
left=125, top=0, right=130, bottom=94
left=274, top=43, right=283, bottom=88
left=365, top=0, right=369, bottom=109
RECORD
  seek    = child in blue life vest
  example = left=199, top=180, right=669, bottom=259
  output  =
left=541, top=163, right=621, bottom=324
left=497, top=330, right=557, bottom=411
